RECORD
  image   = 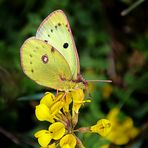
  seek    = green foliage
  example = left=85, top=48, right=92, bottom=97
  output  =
left=0, top=0, right=147, bottom=147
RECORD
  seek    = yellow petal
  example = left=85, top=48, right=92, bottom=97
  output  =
left=55, top=92, right=65, bottom=102
left=50, top=101, right=64, bottom=116
left=107, top=108, right=120, bottom=121
left=34, top=130, right=47, bottom=138
left=71, top=89, right=84, bottom=113
left=91, top=119, right=111, bottom=137
left=38, top=132, right=52, bottom=147
left=49, top=122, right=65, bottom=140
left=71, top=89, right=84, bottom=102
left=48, top=143, right=56, bottom=148
left=60, top=134, right=76, bottom=148
left=123, top=117, right=133, bottom=129
left=34, top=129, right=52, bottom=147
left=63, top=92, right=72, bottom=113
left=61, top=144, right=71, bottom=148
left=40, top=92, right=55, bottom=108
left=128, top=127, right=139, bottom=138
left=107, top=131, right=129, bottom=145
left=35, top=104, right=54, bottom=123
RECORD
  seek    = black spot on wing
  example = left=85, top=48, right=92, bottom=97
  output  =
left=58, top=23, right=61, bottom=26
left=31, top=69, right=34, bottom=73
left=63, top=43, right=69, bottom=49
left=51, top=47, right=55, bottom=52
left=51, top=29, right=53, bottom=33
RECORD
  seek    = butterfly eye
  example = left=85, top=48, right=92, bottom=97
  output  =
left=63, top=43, right=69, bottom=49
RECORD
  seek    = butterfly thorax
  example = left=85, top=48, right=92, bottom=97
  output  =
left=59, top=74, right=87, bottom=91
left=63, top=81, right=85, bottom=92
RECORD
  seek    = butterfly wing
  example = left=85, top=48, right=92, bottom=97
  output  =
left=36, top=10, right=80, bottom=79
left=20, top=37, right=77, bottom=91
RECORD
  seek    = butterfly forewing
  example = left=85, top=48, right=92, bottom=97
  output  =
left=21, top=37, right=75, bottom=91
left=36, top=10, right=80, bottom=79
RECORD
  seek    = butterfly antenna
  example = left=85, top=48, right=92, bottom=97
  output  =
left=87, top=80, right=112, bottom=83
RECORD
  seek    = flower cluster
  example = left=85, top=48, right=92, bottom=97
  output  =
left=104, top=108, right=139, bottom=146
left=34, top=89, right=111, bottom=148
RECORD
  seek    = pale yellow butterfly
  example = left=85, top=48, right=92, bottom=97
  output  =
left=20, top=10, right=111, bottom=92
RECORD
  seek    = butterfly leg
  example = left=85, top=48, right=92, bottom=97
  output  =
left=61, top=92, right=67, bottom=100
left=56, top=89, right=59, bottom=96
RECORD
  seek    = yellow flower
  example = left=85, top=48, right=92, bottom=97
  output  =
left=60, top=134, right=76, bottom=148
left=106, top=108, right=139, bottom=145
left=34, top=122, right=66, bottom=147
left=63, top=92, right=72, bottom=113
left=34, top=130, right=52, bottom=147
left=71, top=89, right=85, bottom=113
left=35, top=104, right=54, bottom=123
left=49, top=122, right=65, bottom=140
left=40, top=92, right=55, bottom=108
left=107, top=108, right=119, bottom=121
left=50, top=100, right=65, bottom=115
left=34, top=90, right=114, bottom=148
left=90, top=119, right=111, bottom=137
left=41, top=92, right=65, bottom=115
left=35, top=92, right=66, bottom=123
left=70, top=89, right=90, bottom=126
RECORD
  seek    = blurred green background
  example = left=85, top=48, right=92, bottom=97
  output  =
left=0, top=0, right=148, bottom=147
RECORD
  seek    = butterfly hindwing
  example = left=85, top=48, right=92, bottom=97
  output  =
left=20, top=37, right=75, bottom=91
left=36, top=10, right=80, bottom=79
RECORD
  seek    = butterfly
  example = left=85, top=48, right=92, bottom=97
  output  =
left=20, top=10, right=111, bottom=92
